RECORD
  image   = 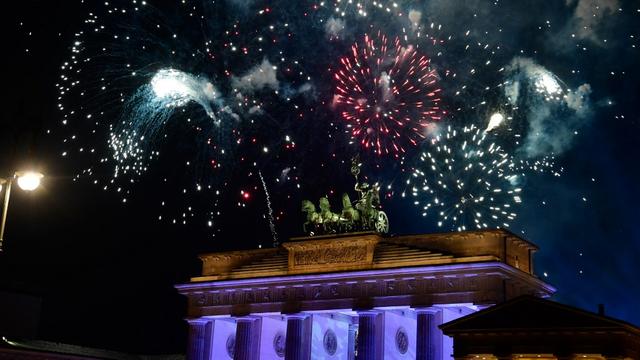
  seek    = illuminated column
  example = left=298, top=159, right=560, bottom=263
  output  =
left=347, top=322, right=358, bottom=360
left=234, top=316, right=262, bottom=360
left=355, top=310, right=383, bottom=360
left=284, top=314, right=312, bottom=360
left=186, top=318, right=212, bottom=360
left=202, top=320, right=214, bottom=360
left=415, top=309, right=443, bottom=360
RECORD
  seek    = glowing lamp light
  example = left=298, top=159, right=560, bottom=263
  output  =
left=1, top=171, right=45, bottom=250
left=16, top=171, right=44, bottom=191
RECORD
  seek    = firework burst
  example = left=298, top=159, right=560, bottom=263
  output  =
left=109, top=68, right=228, bottom=180
left=333, top=31, right=445, bottom=157
left=406, top=124, right=521, bottom=231
left=52, top=0, right=585, bottom=239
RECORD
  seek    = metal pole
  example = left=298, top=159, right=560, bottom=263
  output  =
left=0, top=179, right=13, bottom=251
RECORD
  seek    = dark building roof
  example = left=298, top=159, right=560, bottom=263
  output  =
left=440, top=295, right=640, bottom=358
left=0, top=338, right=184, bottom=360
left=441, top=295, right=640, bottom=334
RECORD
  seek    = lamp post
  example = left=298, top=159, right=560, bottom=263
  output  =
left=0, top=171, right=44, bottom=251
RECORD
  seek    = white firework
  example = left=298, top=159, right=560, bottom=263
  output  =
left=407, top=124, right=522, bottom=231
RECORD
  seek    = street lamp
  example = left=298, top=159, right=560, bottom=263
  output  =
left=0, top=171, right=44, bottom=251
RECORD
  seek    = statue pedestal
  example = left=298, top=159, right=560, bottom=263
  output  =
left=282, top=233, right=381, bottom=274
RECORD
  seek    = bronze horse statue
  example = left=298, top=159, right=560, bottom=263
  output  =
left=301, top=200, right=321, bottom=234
left=319, top=196, right=340, bottom=231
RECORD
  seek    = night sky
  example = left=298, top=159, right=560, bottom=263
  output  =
left=0, top=0, right=638, bottom=355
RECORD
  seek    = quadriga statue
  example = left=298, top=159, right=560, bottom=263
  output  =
left=301, top=157, right=389, bottom=235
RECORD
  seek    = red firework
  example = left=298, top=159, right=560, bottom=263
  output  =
left=334, top=31, right=444, bottom=156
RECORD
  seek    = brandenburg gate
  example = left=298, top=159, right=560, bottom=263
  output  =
left=176, top=230, right=554, bottom=359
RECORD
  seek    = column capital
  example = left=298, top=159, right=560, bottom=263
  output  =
left=234, top=315, right=262, bottom=322
left=282, top=312, right=311, bottom=320
left=356, top=309, right=383, bottom=316
left=186, top=317, right=211, bottom=325
left=413, top=307, right=441, bottom=315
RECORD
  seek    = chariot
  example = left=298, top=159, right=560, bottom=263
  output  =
left=301, top=157, right=389, bottom=235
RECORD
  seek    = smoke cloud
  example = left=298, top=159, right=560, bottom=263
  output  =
left=504, top=57, right=593, bottom=158
left=231, top=58, right=279, bottom=93
left=566, top=0, right=619, bottom=43
left=325, top=17, right=346, bottom=39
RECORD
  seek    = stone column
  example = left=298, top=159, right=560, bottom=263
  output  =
left=415, top=309, right=443, bottom=360
left=187, top=318, right=212, bottom=360
left=284, top=314, right=312, bottom=360
left=203, top=319, right=214, bottom=360
left=347, top=322, right=358, bottom=360
left=355, top=310, right=383, bottom=360
left=234, top=316, right=262, bottom=360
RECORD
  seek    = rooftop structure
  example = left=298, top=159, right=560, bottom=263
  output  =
left=441, top=295, right=640, bottom=359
